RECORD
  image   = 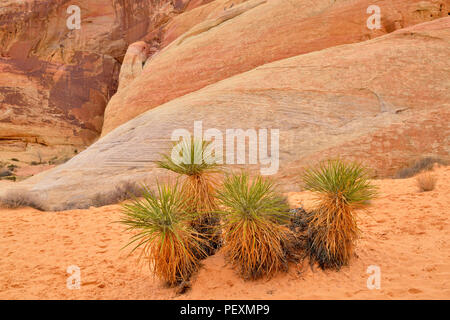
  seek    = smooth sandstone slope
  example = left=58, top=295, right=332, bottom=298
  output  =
left=0, top=166, right=449, bottom=299
left=102, top=0, right=450, bottom=134
left=0, top=0, right=208, bottom=163
left=116, top=0, right=253, bottom=92
left=16, top=17, right=450, bottom=210
left=117, top=0, right=251, bottom=91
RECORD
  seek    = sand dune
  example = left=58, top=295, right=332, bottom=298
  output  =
left=0, top=166, right=448, bottom=300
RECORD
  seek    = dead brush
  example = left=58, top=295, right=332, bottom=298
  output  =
left=119, top=182, right=206, bottom=286
left=395, top=157, right=447, bottom=179
left=302, top=159, right=377, bottom=270
left=217, top=172, right=291, bottom=279
left=158, top=138, right=222, bottom=256
left=416, top=172, right=437, bottom=192
left=0, top=190, right=45, bottom=211
left=91, top=181, right=142, bottom=207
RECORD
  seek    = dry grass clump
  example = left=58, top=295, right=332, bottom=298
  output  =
left=91, top=181, right=142, bottom=207
left=416, top=172, right=437, bottom=192
left=48, top=156, right=72, bottom=165
left=158, top=138, right=222, bottom=256
left=395, top=157, right=447, bottom=179
left=53, top=202, right=90, bottom=211
left=302, top=159, right=377, bottom=269
left=217, top=172, right=291, bottom=280
left=0, top=190, right=45, bottom=211
left=50, top=181, right=143, bottom=211
left=119, top=182, right=206, bottom=286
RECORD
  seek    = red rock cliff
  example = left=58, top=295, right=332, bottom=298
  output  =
left=0, top=0, right=210, bottom=162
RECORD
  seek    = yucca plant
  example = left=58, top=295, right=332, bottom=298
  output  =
left=302, top=159, right=377, bottom=269
left=158, top=137, right=222, bottom=255
left=119, top=182, right=206, bottom=286
left=217, top=172, right=291, bottom=279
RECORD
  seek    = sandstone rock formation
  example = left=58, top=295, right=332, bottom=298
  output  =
left=20, top=17, right=450, bottom=210
left=101, top=0, right=450, bottom=134
left=0, top=0, right=208, bottom=163
left=118, top=42, right=151, bottom=91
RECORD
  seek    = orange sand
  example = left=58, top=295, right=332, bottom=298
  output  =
left=0, top=167, right=449, bottom=299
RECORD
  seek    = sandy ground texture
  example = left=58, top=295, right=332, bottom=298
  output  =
left=0, top=167, right=449, bottom=300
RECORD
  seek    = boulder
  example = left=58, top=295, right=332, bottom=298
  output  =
left=19, top=17, right=450, bottom=210
left=101, top=0, right=449, bottom=134
left=118, top=42, right=151, bottom=91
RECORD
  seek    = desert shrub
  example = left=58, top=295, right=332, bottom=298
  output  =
left=52, top=202, right=91, bottom=211
left=0, top=190, right=45, bottom=211
left=48, top=156, right=72, bottom=165
left=216, top=172, right=291, bottom=279
left=47, top=156, right=57, bottom=165
left=11, top=158, right=19, bottom=162
left=0, top=169, right=12, bottom=177
left=54, top=156, right=71, bottom=165
left=91, top=181, right=142, bottom=207
left=2, top=176, right=16, bottom=181
left=48, top=181, right=142, bottom=211
left=302, top=159, right=377, bottom=270
left=416, top=172, right=437, bottom=192
left=119, top=182, right=206, bottom=286
left=395, top=157, right=447, bottom=179
left=158, top=138, right=222, bottom=256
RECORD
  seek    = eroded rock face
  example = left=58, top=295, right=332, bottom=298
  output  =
left=101, top=0, right=450, bottom=135
left=0, top=54, right=116, bottom=163
left=0, top=0, right=206, bottom=163
left=20, top=17, right=450, bottom=210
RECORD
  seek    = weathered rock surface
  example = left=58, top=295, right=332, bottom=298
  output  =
left=17, top=17, right=450, bottom=210
left=102, top=0, right=450, bottom=134
left=0, top=0, right=207, bottom=163
left=118, top=42, right=151, bottom=91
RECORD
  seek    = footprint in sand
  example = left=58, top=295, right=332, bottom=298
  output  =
left=408, top=288, right=422, bottom=294
left=117, top=266, right=127, bottom=273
